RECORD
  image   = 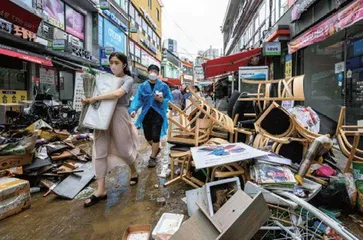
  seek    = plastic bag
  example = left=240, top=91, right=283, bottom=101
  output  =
left=314, top=164, right=337, bottom=177
left=344, top=173, right=357, bottom=208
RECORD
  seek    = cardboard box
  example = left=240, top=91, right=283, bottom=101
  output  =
left=0, top=153, right=33, bottom=170
left=0, top=177, right=31, bottom=220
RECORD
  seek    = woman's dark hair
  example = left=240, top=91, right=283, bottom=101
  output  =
left=109, top=52, right=131, bottom=76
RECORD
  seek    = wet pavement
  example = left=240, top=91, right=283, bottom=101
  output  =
left=0, top=132, right=189, bottom=240
left=2, top=126, right=363, bottom=239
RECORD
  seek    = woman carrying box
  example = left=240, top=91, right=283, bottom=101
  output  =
left=81, top=52, right=139, bottom=208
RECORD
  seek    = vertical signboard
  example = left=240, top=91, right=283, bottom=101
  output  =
left=285, top=54, right=292, bottom=78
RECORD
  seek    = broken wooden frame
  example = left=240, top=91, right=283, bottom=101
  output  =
left=336, top=106, right=363, bottom=172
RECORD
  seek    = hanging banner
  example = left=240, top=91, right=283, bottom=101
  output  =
left=289, top=0, right=363, bottom=54
left=291, top=0, right=318, bottom=21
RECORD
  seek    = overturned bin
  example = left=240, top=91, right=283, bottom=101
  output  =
left=0, top=177, right=31, bottom=220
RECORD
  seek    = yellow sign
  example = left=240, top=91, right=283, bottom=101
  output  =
left=0, top=90, right=27, bottom=104
left=285, top=54, right=292, bottom=78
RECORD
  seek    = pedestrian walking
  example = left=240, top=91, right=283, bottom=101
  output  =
left=82, top=52, right=140, bottom=208
left=171, top=86, right=183, bottom=116
left=129, top=64, right=172, bottom=168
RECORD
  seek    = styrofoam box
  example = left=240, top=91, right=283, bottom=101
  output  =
left=205, top=177, right=241, bottom=217
left=152, top=213, right=184, bottom=239
left=83, top=72, right=123, bottom=130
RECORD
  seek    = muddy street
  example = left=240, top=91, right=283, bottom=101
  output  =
left=0, top=134, right=188, bottom=240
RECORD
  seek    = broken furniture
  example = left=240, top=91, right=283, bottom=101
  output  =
left=0, top=177, right=31, bottom=220
left=336, top=106, right=363, bottom=173
left=171, top=190, right=270, bottom=240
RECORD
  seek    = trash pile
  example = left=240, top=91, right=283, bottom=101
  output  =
left=0, top=119, right=93, bottom=220
left=153, top=85, right=361, bottom=240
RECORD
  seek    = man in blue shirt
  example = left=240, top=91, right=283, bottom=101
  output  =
left=130, top=65, right=172, bottom=168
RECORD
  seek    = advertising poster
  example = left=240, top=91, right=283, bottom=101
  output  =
left=65, top=5, right=84, bottom=40
left=98, top=15, right=104, bottom=46
left=285, top=54, right=292, bottom=78
left=43, top=0, right=65, bottom=30
left=39, top=67, right=55, bottom=85
left=238, top=66, right=269, bottom=92
left=73, top=71, right=85, bottom=112
left=0, top=90, right=27, bottom=104
left=103, top=19, right=126, bottom=53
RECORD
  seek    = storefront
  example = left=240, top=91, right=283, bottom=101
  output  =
left=289, top=0, right=363, bottom=127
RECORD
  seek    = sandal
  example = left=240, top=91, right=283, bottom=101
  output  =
left=84, top=194, right=107, bottom=208
left=130, top=174, right=139, bottom=186
left=151, top=147, right=162, bottom=159
left=148, top=157, right=157, bottom=168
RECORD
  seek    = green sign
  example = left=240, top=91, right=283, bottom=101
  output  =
left=263, top=42, right=281, bottom=56
left=52, top=39, right=65, bottom=50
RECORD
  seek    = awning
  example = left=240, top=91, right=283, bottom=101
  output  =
left=0, top=44, right=53, bottom=66
left=165, top=78, right=181, bottom=86
left=53, top=57, right=84, bottom=70
left=2, top=0, right=42, bottom=33
left=202, top=48, right=262, bottom=79
left=289, top=0, right=363, bottom=54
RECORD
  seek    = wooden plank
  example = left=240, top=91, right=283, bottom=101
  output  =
left=170, top=209, right=220, bottom=240
left=216, top=192, right=271, bottom=240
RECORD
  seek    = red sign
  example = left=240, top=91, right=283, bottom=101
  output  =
left=289, top=0, right=363, bottom=54
left=0, top=44, right=53, bottom=66
left=1, top=0, right=42, bottom=33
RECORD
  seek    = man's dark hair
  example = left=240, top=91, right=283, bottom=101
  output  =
left=148, top=64, right=160, bottom=73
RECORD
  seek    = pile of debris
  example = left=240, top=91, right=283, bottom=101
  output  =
left=0, top=120, right=94, bottom=220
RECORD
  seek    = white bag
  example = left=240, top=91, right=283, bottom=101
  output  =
left=82, top=72, right=123, bottom=130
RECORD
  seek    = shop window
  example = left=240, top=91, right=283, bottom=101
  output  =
left=280, top=0, right=288, bottom=18
left=130, top=5, right=135, bottom=19
left=259, top=3, right=266, bottom=23
left=303, top=30, right=345, bottom=122
left=148, top=0, right=152, bottom=9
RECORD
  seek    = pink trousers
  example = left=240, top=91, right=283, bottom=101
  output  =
left=92, top=106, right=140, bottom=178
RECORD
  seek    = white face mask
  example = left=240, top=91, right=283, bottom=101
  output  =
left=149, top=72, right=158, bottom=80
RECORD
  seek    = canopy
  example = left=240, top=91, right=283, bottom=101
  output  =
left=203, top=48, right=262, bottom=79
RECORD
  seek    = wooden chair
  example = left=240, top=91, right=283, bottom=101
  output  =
left=167, top=102, right=211, bottom=146
left=336, top=106, right=363, bottom=172
left=165, top=118, right=214, bottom=188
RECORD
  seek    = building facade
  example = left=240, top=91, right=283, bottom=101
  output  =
left=221, top=0, right=359, bottom=132
left=181, top=58, right=194, bottom=86
left=163, top=38, right=178, bottom=56
left=161, top=47, right=182, bottom=84
left=200, top=46, right=220, bottom=60
left=129, top=0, right=163, bottom=81
left=0, top=0, right=100, bottom=105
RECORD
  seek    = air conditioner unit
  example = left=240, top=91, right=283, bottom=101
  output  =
left=69, top=35, right=80, bottom=47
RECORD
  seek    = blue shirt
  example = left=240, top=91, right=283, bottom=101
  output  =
left=129, top=79, right=172, bottom=137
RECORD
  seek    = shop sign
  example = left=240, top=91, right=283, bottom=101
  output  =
left=291, top=0, right=317, bottom=21
left=104, top=47, right=114, bottom=55
left=103, top=10, right=128, bottom=31
left=99, top=48, right=110, bottom=66
left=100, top=1, right=110, bottom=10
left=263, top=42, right=281, bottom=56
left=71, top=45, right=91, bottom=60
left=40, top=67, right=55, bottom=85
left=335, top=61, right=345, bottom=74
left=289, top=0, right=363, bottom=54
left=73, top=71, right=85, bottom=112
left=52, top=39, right=66, bottom=50
left=0, top=18, right=12, bottom=33
left=12, top=25, right=37, bottom=42
left=1, top=0, right=42, bottom=33
left=238, top=66, right=269, bottom=81
left=103, top=19, right=126, bottom=53
left=285, top=54, right=292, bottom=78
left=130, top=27, right=138, bottom=33
left=0, top=90, right=27, bottom=104
left=35, top=36, right=51, bottom=47
left=98, top=15, right=104, bottom=46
